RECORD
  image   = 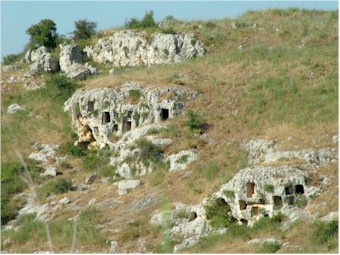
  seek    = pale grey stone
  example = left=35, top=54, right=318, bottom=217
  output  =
left=84, top=30, right=206, bottom=67
left=28, top=144, right=59, bottom=162
left=58, top=197, right=71, bottom=205
left=7, top=104, right=25, bottom=114
left=117, top=180, right=141, bottom=195
left=320, top=211, right=338, bottom=222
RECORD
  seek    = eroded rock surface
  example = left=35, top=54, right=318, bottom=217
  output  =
left=84, top=30, right=206, bottom=67
left=25, top=46, right=59, bottom=75
left=59, top=44, right=98, bottom=80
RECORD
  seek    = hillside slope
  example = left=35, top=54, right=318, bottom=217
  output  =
left=1, top=9, right=338, bottom=253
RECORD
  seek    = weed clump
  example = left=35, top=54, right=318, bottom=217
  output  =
left=37, top=178, right=73, bottom=200
left=186, top=110, right=207, bottom=134
left=310, top=220, right=338, bottom=248
left=136, top=138, right=163, bottom=166
left=204, top=197, right=237, bottom=228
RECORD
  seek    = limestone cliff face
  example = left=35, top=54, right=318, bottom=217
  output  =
left=84, top=30, right=206, bottom=67
left=64, top=82, right=198, bottom=149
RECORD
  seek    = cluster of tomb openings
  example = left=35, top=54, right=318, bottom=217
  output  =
left=285, top=184, right=304, bottom=195
left=160, top=108, right=169, bottom=120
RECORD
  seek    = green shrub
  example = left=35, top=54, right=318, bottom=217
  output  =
left=252, top=212, right=285, bottom=231
left=263, top=184, right=274, bottom=193
left=294, top=194, right=308, bottom=208
left=73, top=19, right=97, bottom=40
left=163, top=49, right=169, bottom=56
left=1, top=161, right=44, bottom=225
left=191, top=39, right=197, bottom=47
left=310, top=220, right=338, bottom=246
left=136, top=138, right=163, bottom=166
left=37, top=178, right=73, bottom=200
left=26, top=19, right=57, bottom=49
left=176, top=155, right=189, bottom=164
left=129, top=89, right=141, bottom=99
left=2, top=53, right=21, bottom=65
left=70, top=144, right=87, bottom=157
left=45, top=74, right=76, bottom=100
left=186, top=110, right=207, bottom=133
left=176, top=209, right=189, bottom=219
left=204, top=197, right=237, bottom=228
left=10, top=218, right=47, bottom=244
left=223, top=190, right=235, bottom=199
left=257, top=241, right=282, bottom=253
left=125, top=10, right=158, bottom=29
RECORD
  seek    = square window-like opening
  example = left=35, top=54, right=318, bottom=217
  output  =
left=239, top=200, right=247, bottom=210
left=102, top=112, right=110, bottom=124
left=123, top=118, right=131, bottom=133
left=285, top=185, right=294, bottom=195
left=160, top=108, right=169, bottom=120
left=126, top=110, right=133, bottom=118
left=273, top=196, right=283, bottom=209
left=295, top=184, right=304, bottom=194
left=88, top=101, right=94, bottom=111
left=251, top=206, right=258, bottom=217
left=247, top=182, right=255, bottom=198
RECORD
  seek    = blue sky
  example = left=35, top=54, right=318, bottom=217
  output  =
left=1, top=1, right=338, bottom=59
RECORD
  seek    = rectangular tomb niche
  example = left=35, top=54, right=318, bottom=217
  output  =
left=102, top=112, right=111, bottom=124
left=239, top=200, right=247, bottom=210
left=295, top=184, right=304, bottom=194
left=160, top=108, right=169, bottom=120
left=273, top=196, right=283, bottom=209
left=88, top=100, right=95, bottom=111
left=247, top=182, right=255, bottom=198
left=123, top=118, right=132, bottom=132
left=251, top=206, right=259, bottom=217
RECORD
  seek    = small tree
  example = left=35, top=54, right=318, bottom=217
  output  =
left=125, top=10, right=158, bottom=29
left=73, top=19, right=97, bottom=40
left=26, top=19, right=58, bottom=49
left=140, top=10, right=157, bottom=28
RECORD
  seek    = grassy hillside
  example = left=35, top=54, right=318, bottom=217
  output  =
left=1, top=8, right=338, bottom=253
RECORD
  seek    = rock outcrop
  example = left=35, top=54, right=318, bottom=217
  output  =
left=7, top=103, right=25, bottom=114
left=211, top=166, right=309, bottom=225
left=28, top=144, right=59, bottom=163
left=25, top=46, right=59, bottom=74
left=84, top=30, right=206, bottom=67
left=64, top=82, right=199, bottom=177
left=64, top=82, right=197, bottom=149
left=243, top=139, right=338, bottom=166
left=59, top=44, right=98, bottom=80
